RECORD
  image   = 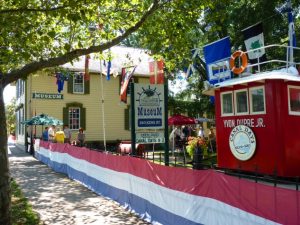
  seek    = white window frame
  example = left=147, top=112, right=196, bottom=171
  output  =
left=73, top=74, right=84, bottom=94
left=69, top=107, right=81, bottom=130
left=221, top=91, right=234, bottom=117
left=249, top=86, right=266, bottom=115
left=234, top=89, right=249, bottom=116
left=288, top=85, right=300, bottom=116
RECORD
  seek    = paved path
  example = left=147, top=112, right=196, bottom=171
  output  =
left=8, top=143, right=151, bottom=225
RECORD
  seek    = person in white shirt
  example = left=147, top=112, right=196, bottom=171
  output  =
left=63, top=125, right=72, bottom=144
left=198, top=126, right=204, bottom=138
left=48, top=125, right=56, bottom=142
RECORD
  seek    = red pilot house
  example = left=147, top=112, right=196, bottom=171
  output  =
left=205, top=46, right=300, bottom=177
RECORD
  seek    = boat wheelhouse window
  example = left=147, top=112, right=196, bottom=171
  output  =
left=221, top=91, right=234, bottom=116
left=250, top=86, right=266, bottom=114
left=288, top=85, right=300, bottom=115
left=235, top=89, right=248, bottom=115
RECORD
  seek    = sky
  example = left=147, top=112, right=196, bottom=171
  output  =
left=3, top=84, right=16, bottom=105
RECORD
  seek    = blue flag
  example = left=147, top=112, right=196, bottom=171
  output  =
left=106, top=60, right=111, bottom=81
left=203, top=37, right=231, bottom=85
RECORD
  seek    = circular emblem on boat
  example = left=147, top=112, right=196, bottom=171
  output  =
left=229, top=125, right=256, bottom=161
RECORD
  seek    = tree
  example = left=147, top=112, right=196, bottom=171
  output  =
left=132, top=0, right=299, bottom=117
left=0, top=1, right=212, bottom=223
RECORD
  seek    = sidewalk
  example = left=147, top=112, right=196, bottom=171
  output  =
left=8, top=143, right=150, bottom=225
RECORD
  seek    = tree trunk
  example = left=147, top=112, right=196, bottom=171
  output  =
left=0, top=83, right=11, bottom=225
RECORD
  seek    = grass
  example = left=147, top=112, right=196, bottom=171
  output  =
left=11, top=179, right=42, bottom=225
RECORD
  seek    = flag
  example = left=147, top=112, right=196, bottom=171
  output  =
left=84, top=55, right=90, bottom=81
left=106, top=60, right=111, bottom=81
left=184, top=49, right=200, bottom=78
left=120, top=66, right=137, bottom=103
left=106, top=49, right=112, bottom=80
left=149, top=60, right=164, bottom=84
left=56, top=72, right=64, bottom=93
left=242, top=22, right=266, bottom=64
left=203, top=36, right=231, bottom=85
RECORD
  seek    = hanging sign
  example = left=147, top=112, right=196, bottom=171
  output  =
left=134, top=84, right=165, bottom=130
left=136, top=131, right=165, bottom=144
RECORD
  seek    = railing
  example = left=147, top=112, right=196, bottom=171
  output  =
left=210, top=44, right=300, bottom=83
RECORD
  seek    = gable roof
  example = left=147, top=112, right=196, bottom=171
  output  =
left=61, top=46, right=153, bottom=76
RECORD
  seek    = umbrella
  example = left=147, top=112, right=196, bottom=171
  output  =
left=168, top=114, right=196, bottom=126
left=168, top=114, right=196, bottom=157
left=22, top=113, right=63, bottom=126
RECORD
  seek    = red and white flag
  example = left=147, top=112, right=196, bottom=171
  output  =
left=120, top=66, right=137, bottom=103
left=149, top=60, right=164, bottom=84
left=84, top=54, right=90, bottom=81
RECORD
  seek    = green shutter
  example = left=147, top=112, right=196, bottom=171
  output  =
left=84, top=80, right=90, bottom=94
left=124, top=108, right=129, bottom=130
left=63, top=107, right=68, bottom=126
left=67, top=77, right=73, bottom=93
left=80, top=107, right=86, bottom=130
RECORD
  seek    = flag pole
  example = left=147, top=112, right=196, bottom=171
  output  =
left=100, top=54, right=107, bottom=151
left=287, top=0, right=295, bottom=65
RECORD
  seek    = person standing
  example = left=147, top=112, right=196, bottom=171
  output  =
left=63, top=125, right=72, bottom=144
left=48, top=125, right=56, bottom=142
left=76, top=128, right=85, bottom=147
left=42, top=127, right=49, bottom=141
left=198, top=126, right=204, bottom=138
left=55, top=127, right=65, bottom=143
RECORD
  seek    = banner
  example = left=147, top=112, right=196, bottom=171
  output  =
left=149, top=60, right=164, bottom=84
left=203, top=37, right=231, bottom=84
left=242, top=22, right=266, bottom=64
left=120, top=66, right=137, bottom=103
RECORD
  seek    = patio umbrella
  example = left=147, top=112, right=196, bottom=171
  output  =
left=22, top=113, right=63, bottom=126
left=168, top=114, right=196, bottom=157
left=168, top=114, right=196, bottom=126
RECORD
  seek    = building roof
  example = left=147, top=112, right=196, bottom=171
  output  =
left=61, top=46, right=153, bottom=76
left=204, top=69, right=300, bottom=96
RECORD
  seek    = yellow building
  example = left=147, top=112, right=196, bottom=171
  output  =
left=15, top=46, right=152, bottom=149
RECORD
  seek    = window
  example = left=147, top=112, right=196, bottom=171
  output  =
left=221, top=91, right=234, bottom=116
left=63, top=102, right=86, bottom=130
left=69, top=107, right=80, bottom=130
left=250, top=86, right=266, bottom=114
left=288, top=85, right=300, bottom=115
left=235, top=89, right=248, bottom=115
left=73, top=74, right=84, bottom=94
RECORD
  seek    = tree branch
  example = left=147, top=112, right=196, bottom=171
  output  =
left=3, top=0, right=163, bottom=85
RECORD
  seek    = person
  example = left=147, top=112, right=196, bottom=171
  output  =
left=182, top=125, right=189, bottom=141
left=76, top=128, right=85, bottom=147
left=63, top=125, right=72, bottom=144
left=208, top=127, right=216, bottom=153
left=42, top=127, right=49, bottom=141
left=55, top=127, right=65, bottom=143
left=48, top=125, right=56, bottom=142
left=198, top=126, right=204, bottom=138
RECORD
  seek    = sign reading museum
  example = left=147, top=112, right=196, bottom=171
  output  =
left=32, top=93, right=63, bottom=100
left=134, top=84, right=165, bottom=130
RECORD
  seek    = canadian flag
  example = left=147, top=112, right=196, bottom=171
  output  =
left=149, top=60, right=164, bottom=84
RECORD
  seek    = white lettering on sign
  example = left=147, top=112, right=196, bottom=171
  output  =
left=223, top=118, right=265, bottom=128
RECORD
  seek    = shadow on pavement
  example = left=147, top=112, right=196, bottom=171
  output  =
left=8, top=145, right=150, bottom=225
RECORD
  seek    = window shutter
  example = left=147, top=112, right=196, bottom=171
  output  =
left=124, top=108, right=129, bottom=130
left=80, top=107, right=86, bottom=130
left=63, top=107, right=68, bottom=126
left=84, top=80, right=90, bottom=94
left=67, top=77, right=73, bottom=93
